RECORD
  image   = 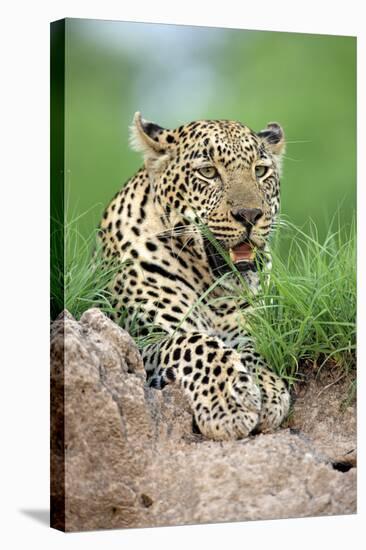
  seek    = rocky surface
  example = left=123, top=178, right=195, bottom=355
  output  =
left=50, top=308, right=356, bottom=532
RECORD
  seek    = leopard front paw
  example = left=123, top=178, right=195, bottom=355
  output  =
left=253, top=366, right=291, bottom=433
left=190, top=358, right=262, bottom=441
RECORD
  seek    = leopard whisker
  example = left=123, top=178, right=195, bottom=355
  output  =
left=157, top=225, right=201, bottom=239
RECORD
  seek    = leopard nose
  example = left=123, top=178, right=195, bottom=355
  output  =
left=231, top=207, right=263, bottom=226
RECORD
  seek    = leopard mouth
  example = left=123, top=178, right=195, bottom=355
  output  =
left=229, top=241, right=256, bottom=263
left=204, top=238, right=264, bottom=278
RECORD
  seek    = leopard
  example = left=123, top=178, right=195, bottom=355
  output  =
left=99, top=112, right=290, bottom=441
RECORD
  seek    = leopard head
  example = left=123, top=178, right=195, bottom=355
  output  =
left=130, top=112, right=285, bottom=281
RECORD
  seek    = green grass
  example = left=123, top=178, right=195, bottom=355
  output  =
left=57, top=211, right=356, bottom=387
left=51, top=212, right=124, bottom=320
left=242, top=217, right=356, bottom=383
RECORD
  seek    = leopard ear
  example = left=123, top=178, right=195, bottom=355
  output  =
left=129, top=112, right=175, bottom=161
left=258, top=122, right=285, bottom=156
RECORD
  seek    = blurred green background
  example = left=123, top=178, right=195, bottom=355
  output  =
left=64, top=19, right=356, bottom=244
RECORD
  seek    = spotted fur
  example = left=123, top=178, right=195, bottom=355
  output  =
left=99, top=113, right=290, bottom=440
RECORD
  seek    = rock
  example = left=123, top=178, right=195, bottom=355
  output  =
left=51, top=309, right=356, bottom=532
left=287, top=366, right=357, bottom=464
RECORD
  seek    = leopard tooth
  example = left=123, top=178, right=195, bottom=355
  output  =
left=229, top=248, right=236, bottom=262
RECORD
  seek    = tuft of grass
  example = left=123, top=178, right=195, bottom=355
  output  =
left=51, top=213, right=124, bottom=320
left=241, top=217, right=356, bottom=383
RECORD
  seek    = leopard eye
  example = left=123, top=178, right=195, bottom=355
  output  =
left=255, top=165, right=268, bottom=179
left=197, top=166, right=218, bottom=179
